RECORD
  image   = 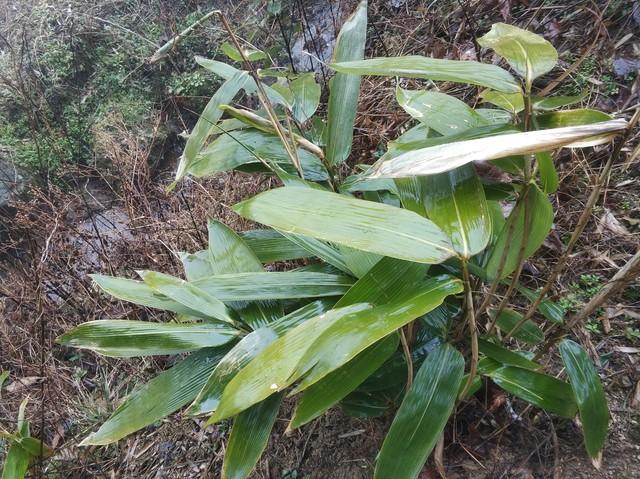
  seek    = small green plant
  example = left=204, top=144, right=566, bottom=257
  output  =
left=59, top=4, right=633, bottom=478
left=1, top=374, right=52, bottom=479
left=559, top=273, right=603, bottom=312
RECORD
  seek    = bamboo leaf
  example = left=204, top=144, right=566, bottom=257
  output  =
left=240, top=229, right=312, bottom=263
left=191, top=271, right=354, bottom=301
left=140, top=271, right=236, bottom=325
left=374, top=344, right=465, bottom=479
left=174, top=71, right=251, bottom=183
left=90, top=274, right=206, bottom=317
left=210, top=303, right=374, bottom=422
left=290, top=73, right=321, bottom=123
left=365, top=120, right=627, bottom=178
left=326, top=0, right=367, bottom=165
left=81, top=347, right=230, bottom=445
left=490, top=308, right=544, bottom=344
left=233, top=187, right=455, bottom=264
left=478, top=338, right=540, bottom=370
left=189, top=129, right=328, bottom=181
left=331, top=56, right=520, bottom=93
left=559, top=339, right=608, bottom=461
left=222, top=393, right=283, bottom=479
left=57, top=320, right=237, bottom=357
left=289, top=275, right=463, bottom=393
left=188, top=301, right=332, bottom=416
left=533, top=93, right=586, bottom=110
left=180, top=250, right=215, bottom=281
left=536, top=151, right=558, bottom=193
left=536, top=109, right=615, bottom=147
left=422, top=164, right=492, bottom=258
left=480, top=89, right=524, bottom=114
left=484, top=184, right=553, bottom=280
left=221, top=42, right=267, bottom=62
left=486, top=366, right=578, bottom=417
left=2, top=440, right=30, bottom=479
left=516, top=285, right=565, bottom=324
left=289, top=335, right=398, bottom=429
left=478, top=23, right=558, bottom=85
left=397, top=88, right=488, bottom=135
left=277, top=231, right=352, bottom=274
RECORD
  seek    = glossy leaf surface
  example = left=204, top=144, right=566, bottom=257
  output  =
left=326, top=0, right=367, bottom=165
left=484, top=184, right=553, bottom=280
left=478, top=339, right=539, bottom=370
left=81, top=347, right=229, bottom=445
left=486, top=366, right=578, bottom=417
left=240, top=229, right=312, bottom=263
left=289, top=335, right=398, bottom=429
left=422, top=164, right=492, bottom=258
left=191, top=271, right=353, bottom=300
left=57, top=320, right=237, bottom=357
left=222, top=393, right=283, bottom=479
left=491, top=308, right=544, bottom=344
left=290, top=73, right=321, bottom=123
left=559, top=340, right=608, bottom=459
left=478, top=23, right=557, bottom=84
left=396, top=88, right=488, bottom=135
left=374, top=344, right=464, bottom=479
left=331, top=56, right=520, bottom=93
left=233, top=187, right=455, bottom=264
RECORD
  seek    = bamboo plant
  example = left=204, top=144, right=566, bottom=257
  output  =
left=58, top=3, right=632, bottom=477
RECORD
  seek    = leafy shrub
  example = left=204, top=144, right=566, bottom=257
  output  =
left=59, top=3, right=631, bottom=477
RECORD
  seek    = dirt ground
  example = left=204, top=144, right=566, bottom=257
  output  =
left=1, top=0, right=640, bottom=477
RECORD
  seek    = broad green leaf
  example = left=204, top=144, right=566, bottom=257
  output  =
left=289, top=334, right=398, bottom=429
left=341, top=391, right=388, bottom=418
left=180, top=251, right=214, bottom=281
left=486, top=366, right=578, bottom=417
left=175, top=71, right=251, bottom=183
left=189, top=129, right=328, bottom=181
left=326, top=0, right=367, bottom=165
left=221, top=42, right=267, bottom=62
left=278, top=232, right=351, bottom=274
left=490, top=308, right=544, bottom=344
left=374, top=344, right=464, bottom=479
left=289, top=275, right=463, bottom=393
left=478, top=23, right=558, bottom=85
left=476, top=108, right=513, bottom=125
left=195, top=56, right=289, bottom=107
left=340, top=174, right=398, bottom=194
left=2, top=440, right=30, bottom=479
left=516, top=285, right=565, bottom=324
left=422, top=164, right=492, bottom=258
left=222, top=393, right=283, bottom=479
left=536, top=151, right=558, bottom=193
left=207, top=220, right=262, bottom=274
left=90, top=274, right=205, bottom=317
left=188, top=301, right=334, bottom=416
left=233, top=187, right=455, bottom=264
left=57, top=320, right=237, bottom=357
left=533, top=93, right=586, bottom=110
left=394, top=177, right=427, bottom=216
left=484, top=183, right=553, bottom=280
left=339, top=245, right=382, bottom=278
left=559, top=339, right=608, bottom=460
left=290, top=73, right=321, bottom=123
left=365, top=120, right=627, bottom=178
left=331, top=56, right=520, bottom=93
left=478, top=338, right=539, bottom=370
left=0, top=370, right=8, bottom=395
left=480, top=89, right=524, bottom=114
left=191, top=271, right=353, bottom=301
left=210, top=303, right=373, bottom=422
left=240, top=229, right=312, bottom=263
left=335, top=256, right=428, bottom=308
left=397, top=88, right=488, bottom=135
left=81, top=347, right=229, bottom=445
left=140, top=271, right=236, bottom=325
left=11, top=437, right=51, bottom=458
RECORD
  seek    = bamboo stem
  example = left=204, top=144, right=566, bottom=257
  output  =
left=460, top=260, right=479, bottom=399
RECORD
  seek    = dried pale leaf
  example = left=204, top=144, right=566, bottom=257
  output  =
left=365, top=120, right=628, bottom=178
